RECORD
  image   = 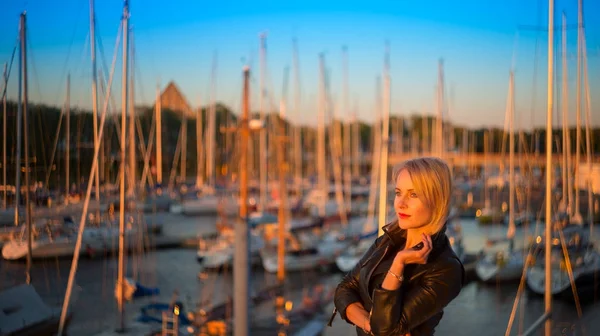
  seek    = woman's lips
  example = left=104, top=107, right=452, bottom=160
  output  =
left=398, top=213, right=411, bottom=219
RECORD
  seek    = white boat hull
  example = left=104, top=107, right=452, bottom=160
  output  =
left=2, top=227, right=138, bottom=260
left=526, top=250, right=600, bottom=296
left=261, top=239, right=349, bottom=273
left=475, top=250, right=525, bottom=282
left=181, top=197, right=219, bottom=216
left=197, top=230, right=264, bottom=269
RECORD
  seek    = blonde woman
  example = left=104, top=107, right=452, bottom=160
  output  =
left=330, top=157, right=464, bottom=336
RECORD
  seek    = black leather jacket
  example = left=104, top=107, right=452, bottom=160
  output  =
left=330, top=221, right=465, bottom=336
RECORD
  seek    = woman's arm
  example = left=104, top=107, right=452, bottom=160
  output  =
left=369, top=256, right=464, bottom=336
left=345, top=302, right=371, bottom=333
left=333, top=237, right=382, bottom=325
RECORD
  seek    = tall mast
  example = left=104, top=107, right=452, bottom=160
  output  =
left=128, top=27, right=136, bottom=196
left=118, top=0, right=130, bottom=331
left=317, top=54, right=327, bottom=217
left=2, top=63, right=6, bottom=209
left=206, top=52, right=217, bottom=190
left=377, top=42, right=391, bottom=235
left=435, top=59, right=444, bottom=158
left=292, top=38, right=302, bottom=199
left=581, top=12, right=594, bottom=232
left=89, top=0, right=101, bottom=208
left=66, top=75, right=70, bottom=202
left=14, top=22, right=23, bottom=234
left=507, top=71, right=515, bottom=242
left=342, top=46, right=352, bottom=211
left=352, top=100, right=359, bottom=178
left=276, top=67, right=290, bottom=282
left=563, top=12, right=573, bottom=215
left=258, top=33, right=267, bottom=213
left=234, top=66, right=251, bottom=336
left=560, top=12, right=568, bottom=211
left=574, top=0, right=582, bottom=217
left=180, top=116, right=187, bottom=182
left=544, top=0, right=555, bottom=334
left=196, top=98, right=203, bottom=189
left=19, top=12, right=33, bottom=284
left=156, top=82, right=162, bottom=186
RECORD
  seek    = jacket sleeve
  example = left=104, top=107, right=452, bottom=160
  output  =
left=333, top=236, right=382, bottom=324
left=369, top=256, right=464, bottom=336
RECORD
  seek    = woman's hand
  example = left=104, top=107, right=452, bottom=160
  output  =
left=394, top=233, right=433, bottom=266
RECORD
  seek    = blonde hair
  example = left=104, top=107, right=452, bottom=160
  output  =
left=392, top=157, right=453, bottom=235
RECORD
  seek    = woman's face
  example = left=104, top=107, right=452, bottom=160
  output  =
left=394, top=169, right=433, bottom=231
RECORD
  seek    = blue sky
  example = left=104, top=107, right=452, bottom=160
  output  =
left=1, top=0, right=598, bottom=129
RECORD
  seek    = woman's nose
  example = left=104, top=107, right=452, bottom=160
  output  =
left=396, top=195, right=408, bottom=207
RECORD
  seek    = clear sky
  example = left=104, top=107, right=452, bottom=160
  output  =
left=1, top=0, right=598, bottom=129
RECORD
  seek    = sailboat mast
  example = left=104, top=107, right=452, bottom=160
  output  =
left=277, top=67, right=290, bottom=282
left=118, top=0, right=130, bottom=330
left=13, top=13, right=22, bottom=263
left=259, top=33, right=267, bottom=213
left=90, top=0, right=101, bottom=208
left=19, top=12, right=33, bottom=284
left=574, top=0, right=582, bottom=217
left=544, top=0, right=555, bottom=333
left=292, top=38, right=302, bottom=199
left=234, top=66, right=251, bottom=336
left=180, top=116, right=187, bottom=182
left=377, top=42, right=391, bottom=235
left=156, top=82, right=162, bottom=185
left=367, top=76, right=381, bottom=233
left=207, top=52, right=217, bottom=189
left=128, top=27, right=136, bottom=196
left=342, top=46, right=352, bottom=211
left=560, top=12, right=569, bottom=211
left=196, top=98, right=203, bottom=189
left=2, top=63, right=6, bottom=209
left=352, top=102, right=359, bottom=178
left=435, top=59, right=444, bottom=158
left=317, top=54, right=327, bottom=217
left=581, top=21, right=594, bottom=232
left=66, top=75, right=70, bottom=201
left=507, top=71, right=515, bottom=240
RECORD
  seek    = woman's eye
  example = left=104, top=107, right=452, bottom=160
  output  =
left=410, top=192, right=418, bottom=198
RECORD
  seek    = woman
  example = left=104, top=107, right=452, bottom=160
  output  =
left=330, top=157, right=464, bottom=335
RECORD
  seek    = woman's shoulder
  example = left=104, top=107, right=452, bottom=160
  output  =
left=428, top=243, right=465, bottom=282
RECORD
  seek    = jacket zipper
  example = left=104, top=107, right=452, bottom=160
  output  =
left=365, top=245, right=389, bottom=302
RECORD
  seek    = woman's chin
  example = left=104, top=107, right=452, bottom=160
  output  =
left=397, top=221, right=412, bottom=230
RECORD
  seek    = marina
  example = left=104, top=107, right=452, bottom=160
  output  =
left=2, top=213, right=600, bottom=335
left=1, top=0, right=600, bottom=334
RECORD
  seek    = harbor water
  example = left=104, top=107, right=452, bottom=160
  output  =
left=1, top=212, right=599, bottom=335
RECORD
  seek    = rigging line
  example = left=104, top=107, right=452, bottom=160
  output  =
left=43, top=104, right=65, bottom=188
left=34, top=108, right=45, bottom=182
left=57, top=18, right=124, bottom=335
left=1, top=38, right=19, bottom=101
left=25, top=33, right=45, bottom=105
left=49, top=0, right=86, bottom=107
left=95, top=21, right=120, bottom=102
left=133, top=55, right=147, bottom=105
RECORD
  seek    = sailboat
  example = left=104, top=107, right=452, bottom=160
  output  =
left=474, top=71, right=527, bottom=283
left=260, top=53, right=353, bottom=274
left=1, top=215, right=152, bottom=260
left=504, top=3, right=596, bottom=334
left=525, top=4, right=600, bottom=300
left=197, top=222, right=265, bottom=268
left=335, top=78, right=385, bottom=273
left=0, top=11, right=72, bottom=335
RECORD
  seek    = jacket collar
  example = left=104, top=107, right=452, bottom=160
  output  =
left=381, top=219, right=448, bottom=251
